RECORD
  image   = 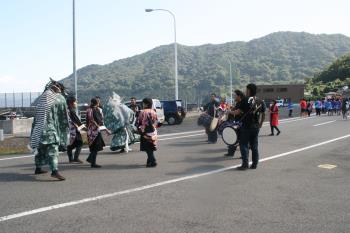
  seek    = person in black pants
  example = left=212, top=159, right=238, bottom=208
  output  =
left=204, top=93, right=219, bottom=143
left=225, top=90, right=244, bottom=157
left=66, top=96, right=84, bottom=163
left=138, top=98, right=159, bottom=167
left=86, top=98, right=110, bottom=168
left=231, top=84, right=266, bottom=170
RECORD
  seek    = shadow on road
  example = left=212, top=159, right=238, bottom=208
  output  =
left=168, top=141, right=208, bottom=147
left=0, top=172, right=60, bottom=182
left=166, top=164, right=225, bottom=176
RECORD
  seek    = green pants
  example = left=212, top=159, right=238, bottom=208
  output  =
left=35, top=144, right=59, bottom=171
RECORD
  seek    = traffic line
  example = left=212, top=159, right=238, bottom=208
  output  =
left=158, top=130, right=204, bottom=137
left=313, top=120, right=336, bottom=127
left=159, top=133, right=205, bottom=141
left=1, top=133, right=349, bottom=223
left=0, top=155, right=34, bottom=161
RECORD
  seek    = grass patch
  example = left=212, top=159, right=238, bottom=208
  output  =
left=0, top=147, right=29, bottom=155
left=0, top=137, right=30, bottom=155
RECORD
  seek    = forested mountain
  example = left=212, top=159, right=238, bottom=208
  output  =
left=61, top=31, right=350, bottom=103
left=306, top=53, right=350, bottom=97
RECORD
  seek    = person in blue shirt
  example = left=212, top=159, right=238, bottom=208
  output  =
left=335, top=99, right=341, bottom=115
left=315, top=99, right=322, bottom=116
left=325, top=100, right=332, bottom=116
left=331, top=99, right=336, bottom=115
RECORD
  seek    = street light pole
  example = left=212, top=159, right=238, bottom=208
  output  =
left=145, top=8, right=178, bottom=100
left=230, top=61, right=232, bottom=106
left=73, top=0, right=78, bottom=113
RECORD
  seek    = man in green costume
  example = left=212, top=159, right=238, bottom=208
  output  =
left=103, top=92, right=140, bottom=153
left=30, top=79, right=69, bottom=181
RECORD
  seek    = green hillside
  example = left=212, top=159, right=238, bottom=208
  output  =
left=61, top=31, right=350, bottom=103
left=306, top=53, right=350, bottom=97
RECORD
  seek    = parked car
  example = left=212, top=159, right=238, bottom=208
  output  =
left=160, top=100, right=186, bottom=125
left=124, top=99, right=165, bottom=126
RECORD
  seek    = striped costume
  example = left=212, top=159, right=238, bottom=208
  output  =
left=30, top=89, right=69, bottom=171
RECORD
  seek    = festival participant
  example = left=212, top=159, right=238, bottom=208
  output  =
left=315, top=99, right=322, bottom=116
left=321, top=99, right=326, bottom=114
left=324, top=99, right=330, bottom=116
left=307, top=100, right=313, bottom=117
left=269, top=100, right=281, bottom=136
left=224, top=90, right=244, bottom=157
left=330, top=98, right=336, bottom=116
left=95, top=96, right=103, bottom=109
left=335, top=99, right=341, bottom=115
left=219, top=97, right=228, bottom=111
left=204, top=93, right=219, bottom=143
left=66, top=96, right=84, bottom=163
left=30, top=79, right=69, bottom=181
left=86, top=98, right=110, bottom=168
left=129, top=97, right=141, bottom=120
left=331, top=98, right=337, bottom=116
left=103, top=93, right=139, bottom=153
left=300, top=98, right=307, bottom=117
left=287, top=99, right=293, bottom=117
left=95, top=95, right=104, bottom=120
left=341, top=98, right=348, bottom=120
left=138, top=98, right=158, bottom=167
left=231, top=83, right=266, bottom=170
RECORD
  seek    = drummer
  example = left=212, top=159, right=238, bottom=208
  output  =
left=231, top=83, right=266, bottom=170
left=204, top=93, right=220, bottom=143
left=225, top=90, right=245, bottom=157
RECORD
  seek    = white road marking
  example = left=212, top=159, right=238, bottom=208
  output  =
left=158, top=130, right=204, bottom=137
left=159, top=133, right=205, bottom=141
left=277, top=116, right=316, bottom=124
left=313, top=120, right=336, bottom=127
left=0, top=155, right=34, bottom=161
left=318, top=164, right=337, bottom=169
left=1, top=133, right=349, bottom=222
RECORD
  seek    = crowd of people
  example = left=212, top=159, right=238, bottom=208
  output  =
left=200, top=84, right=268, bottom=170
left=299, top=98, right=349, bottom=119
left=30, top=79, right=159, bottom=181
left=199, top=88, right=349, bottom=171
left=29, top=79, right=349, bottom=181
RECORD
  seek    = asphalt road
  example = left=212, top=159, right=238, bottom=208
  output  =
left=0, top=113, right=349, bottom=233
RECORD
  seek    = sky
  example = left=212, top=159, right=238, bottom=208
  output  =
left=0, top=0, right=349, bottom=92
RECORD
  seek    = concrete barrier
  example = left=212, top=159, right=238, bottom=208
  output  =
left=0, top=118, right=33, bottom=137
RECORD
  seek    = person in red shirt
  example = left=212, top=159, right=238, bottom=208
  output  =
left=269, top=100, right=281, bottom=136
left=300, top=98, right=307, bottom=117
